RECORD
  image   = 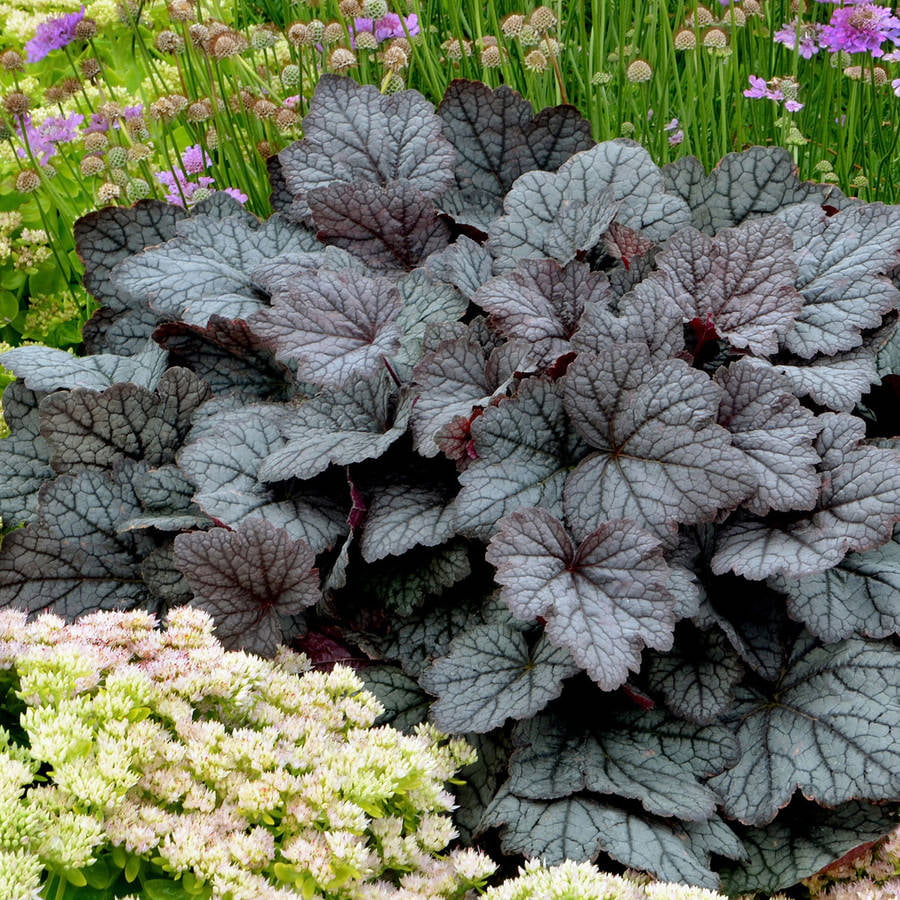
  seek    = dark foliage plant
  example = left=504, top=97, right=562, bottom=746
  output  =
left=1, top=75, right=900, bottom=895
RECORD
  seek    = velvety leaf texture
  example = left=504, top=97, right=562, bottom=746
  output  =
left=174, top=518, right=319, bottom=656
left=486, top=508, right=677, bottom=690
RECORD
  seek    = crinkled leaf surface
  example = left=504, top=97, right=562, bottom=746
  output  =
left=486, top=508, right=676, bottom=689
left=783, top=204, right=900, bottom=357
left=248, top=269, right=403, bottom=388
left=425, top=237, right=495, bottom=300
left=454, top=379, right=589, bottom=537
left=712, top=413, right=900, bottom=579
left=453, top=732, right=512, bottom=842
left=509, top=708, right=737, bottom=821
left=81, top=304, right=164, bottom=356
left=0, top=462, right=155, bottom=615
left=174, top=518, right=319, bottom=656
left=707, top=636, right=900, bottom=826
left=714, top=360, right=821, bottom=516
left=654, top=217, right=803, bottom=355
left=361, top=664, right=430, bottom=732
left=0, top=382, right=53, bottom=526
left=420, top=623, right=578, bottom=733
left=257, top=375, right=412, bottom=482
left=279, top=75, right=455, bottom=221
left=307, top=179, right=451, bottom=270
left=118, top=464, right=213, bottom=533
left=39, top=368, right=211, bottom=473
left=178, top=405, right=346, bottom=553
left=141, top=542, right=192, bottom=608
left=721, top=801, right=896, bottom=895
left=562, top=345, right=752, bottom=542
left=1, top=342, right=167, bottom=392
left=771, top=526, right=900, bottom=642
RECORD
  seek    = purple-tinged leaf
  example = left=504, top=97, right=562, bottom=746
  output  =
left=425, top=236, right=494, bottom=299
left=81, top=305, right=164, bottom=356
left=454, top=378, right=588, bottom=536
left=279, top=75, right=455, bottom=222
left=174, top=518, right=319, bottom=656
left=420, top=623, right=578, bottom=733
left=707, top=637, right=900, bottom=826
left=307, top=180, right=451, bottom=270
left=248, top=269, right=403, bottom=388
left=39, top=368, right=211, bottom=474
left=714, top=360, right=821, bottom=516
left=602, top=221, right=657, bottom=270
left=141, top=543, right=192, bottom=607
left=782, top=204, right=900, bottom=357
left=1, top=342, right=166, bottom=392
left=509, top=708, right=737, bottom=821
left=178, top=405, right=346, bottom=553
left=712, top=412, right=900, bottom=579
left=257, top=376, right=411, bottom=482
left=486, top=507, right=676, bottom=690
left=771, top=526, right=900, bottom=642
left=654, top=218, right=803, bottom=355
left=474, top=259, right=611, bottom=367
left=562, top=345, right=753, bottom=542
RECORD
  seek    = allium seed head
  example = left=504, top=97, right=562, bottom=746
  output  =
left=97, top=182, right=121, bottom=202
left=80, top=154, right=105, bottom=176
left=253, top=98, right=278, bottom=119
left=252, top=25, right=280, bottom=49
left=189, top=24, right=209, bottom=47
left=339, top=0, right=363, bottom=17
left=328, top=46, right=357, bottom=70
left=518, top=24, right=540, bottom=46
left=480, top=45, right=504, bottom=68
left=674, top=28, right=697, bottom=50
left=323, top=22, right=345, bottom=45
left=500, top=14, right=525, bottom=37
left=523, top=49, right=548, bottom=71
left=149, top=98, right=177, bottom=121
left=281, top=64, right=301, bottom=87
left=441, top=37, right=469, bottom=60
left=109, top=167, right=129, bottom=186
left=529, top=5, right=558, bottom=32
left=15, top=169, right=41, bottom=193
left=186, top=100, right=212, bottom=122
left=362, top=0, right=389, bottom=19
left=274, top=107, right=298, bottom=129
left=625, top=58, right=652, bottom=82
left=127, top=142, right=151, bottom=162
left=125, top=117, right=149, bottom=139
left=743, top=0, right=763, bottom=15
left=0, top=50, right=24, bottom=72
left=210, top=31, right=249, bottom=59
left=2, top=92, right=31, bottom=118
left=688, top=5, right=715, bottom=26
left=155, top=30, right=184, bottom=53
left=721, top=7, right=746, bottom=26
left=703, top=28, right=727, bottom=48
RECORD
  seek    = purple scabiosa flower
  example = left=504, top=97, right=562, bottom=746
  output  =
left=663, top=117, right=684, bottom=146
left=223, top=187, right=248, bottom=204
left=784, top=99, right=804, bottom=111
left=352, top=12, right=418, bottom=44
left=180, top=144, right=212, bottom=175
left=25, top=5, right=86, bottom=63
left=743, top=75, right=784, bottom=100
left=893, top=77, right=900, bottom=96
left=155, top=169, right=216, bottom=207
left=774, top=20, right=823, bottom=57
left=820, top=4, right=900, bottom=57
left=14, top=112, right=83, bottom=165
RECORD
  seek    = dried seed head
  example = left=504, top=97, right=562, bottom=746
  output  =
left=843, top=65, right=863, bottom=80
left=80, top=58, right=101, bottom=79
left=872, top=66, right=888, bottom=85
left=479, top=35, right=499, bottom=49
left=591, top=71, right=613, bottom=85
left=149, top=97, right=178, bottom=121
left=328, top=47, right=357, bottom=71
left=167, top=93, right=189, bottom=113
left=2, top=91, right=31, bottom=118
left=441, top=38, right=469, bottom=60
left=517, top=24, right=540, bottom=46
left=97, top=101, right=123, bottom=120
left=253, top=98, right=278, bottom=119
left=126, top=117, right=149, bottom=139
left=189, top=24, right=209, bottom=46
left=15, top=169, right=41, bottom=193
left=83, top=131, right=109, bottom=152
left=339, top=0, right=363, bottom=17
left=205, top=127, right=218, bottom=149
left=323, top=22, right=345, bottom=45
left=167, top=0, right=195, bottom=22
left=281, top=64, right=301, bottom=88
left=721, top=7, right=746, bottom=26
left=127, top=143, right=151, bottom=162
left=60, top=78, right=82, bottom=97
left=155, top=29, right=185, bottom=53
left=625, top=58, right=652, bottom=82
left=0, top=50, right=24, bottom=72
left=45, top=86, right=68, bottom=103
left=186, top=99, right=212, bottom=122
left=209, top=30, right=249, bottom=59
left=687, top=5, right=714, bottom=26
left=529, top=5, right=558, bottom=32
left=251, top=25, right=279, bottom=49
left=97, top=182, right=121, bottom=202
left=275, top=107, right=298, bottom=129
left=109, top=167, right=130, bottom=186
left=381, top=71, right=405, bottom=94
left=307, top=19, right=326, bottom=42
left=382, top=44, right=408, bottom=70
left=256, top=140, right=273, bottom=158
left=355, top=30, right=378, bottom=50
left=673, top=28, right=697, bottom=50
left=107, top=145, right=128, bottom=167
left=206, top=20, right=231, bottom=40
left=742, top=0, right=763, bottom=15
left=500, top=13, right=525, bottom=37
left=542, top=37, right=561, bottom=56
left=126, top=178, right=151, bottom=201
left=702, top=27, right=727, bottom=48
left=480, top=45, right=504, bottom=68
left=74, top=18, right=98, bottom=39
left=362, top=0, right=388, bottom=19
left=523, top=49, right=548, bottom=72
left=80, top=154, right=105, bottom=176
left=286, top=22, right=310, bottom=46
left=391, top=37, right=411, bottom=53
left=0, top=119, right=11, bottom=140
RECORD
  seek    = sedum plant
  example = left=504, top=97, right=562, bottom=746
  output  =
left=0, top=75, right=899, bottom=895
left=0, top=605, right=494, bottom=900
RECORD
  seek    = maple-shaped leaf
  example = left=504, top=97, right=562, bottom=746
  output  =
left=481, top=789, right=725, bottom=889
left=425, top=236, right=495, bottom=300
left=153, top=316, right=294, bottom=401
left=602, top=221, right=658, bottom=270
left=720, top=801, right=897, bottom=896
left=39, top=368, right=211, bottom=474
left=454, top=378, right=589, bottom=537
left=0, top=383, right=53, bottom=526
left=81, top=304, right=164, bottom=356
left=174, top=518, right=319, bottom=656
left=118, top=464, right=213, bottom=533
left=714, top=360, right=821, bottom=516
left=248, top=269, right=403, bottom=388
left=771, top=526, right=900, bottom=642
left=141, top=542, right=192, bottom=608
left=420, top=623, right=578, bottom=733
left=562, top=345, right=753, bottom=542
left=663, top=147, right=848, bottom=234
left=653, top=217, right=803, bottom=355
left=1, top=342, right=167, bottom=393
left=257, top=375, right=412, bottom=482
left=278, top=75, right=455, bottom=222
left=361, top=664, right=430, bottom=732
left=486, top=507, right=676, bottom=690
left=782, top=203, right=900, bottom=358
left=707, top=636, right=900, bottom=826
left=0, top=462, right=156, bottom=615
left=307, top=180, right=451, bottom=270
left=488, top=141, right=689, bottom=268
left=712, top=412, right=900, bottom=579
left=509, top=708, right=737, bottom=821
left=473, top=259, right=611, bottom=367
left=178, top=405, right=346, bottom=553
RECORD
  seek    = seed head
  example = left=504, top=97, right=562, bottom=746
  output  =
left=480, top=45, right=504, bottom=68
left=256, top=140, right=272, bottom=158
left=529, top=6, right=558, bottom=32
left=126, top=117, right=149, bottom=139
left=523, top=49, right=548, bottom=72
left=155, top=30, right=184, bottom=53
left=382, top=44, right=408, bottom=70
left=381, top=71, right=405, bottom=94
left=673, top=28, right=697, bottom=50
left=97, top=101, right=123, bottom=121
left=391, top=37, right=411, bottom=53
left=286, top=22, right=310, bottom=46
left=149, top=97, right=177, bottom=121
left=74, top=18, right=98, bottom=39
left=323, top=22, right=345, bottom=45
left=167, top=0, right=195, bottom=22
left=542, top=37, right=562, bottom=56
left=126, top=178, right=151, bottom=201
left=591, top=71, right=612, bottom=85
left=205, top=127, right=218, bottom=149
left=849, top=174, right=869, bottom=189
left=191, top=187, right=212, bottom=203
left=15, top=169, right=41, bottom=193
left=703, top=28, right=727, bottom=48
left=81, top=58, right=101, bottom=79
left=281, top=64, right=301, bottom=87
left=80, top=154, right=105, bottom=176
left=186, top=99, right=212, bottom=122
left=209, top=31, right=249, bottom=59
left=127, top=143, right=151, bottom=162
left=307, top=19, right=325, bottom=42
left=500, top=14, right=525, bottom=37
left=517, top=24, right=540, bottom=46
left=109, top=167, right=129, bottom=186
left=687, top=5, right=714, bottom=26
left=275, top=107, right=298, bottom=129
left=339, top=0, right=363, bottom=17
left=720, top=7, right=746, bottom=26
left=251, top=25, right=279, bottom=49
left=97, top=182, right=121, bottom=202
left=328, top=47, right=357, bottom=71
left=355, top=30, right=378, bottom=50
left=0, top=119, right=11, bottom=141
left=742, top=0, right=763, bottom=15
left=44, top=86, right=67, bottom=103
left=253, top=98, right=278, bottom=119
left=441, top=38, right=470, bottom=60
left=2, top=92, right=31, bottom=118
left=107, top=145, right=128, bottom=167
left=625, top=59, right=652, bottom=82
left=83, top=132, right=109, bottom=152
left=189, top=24, right=209, bottom=47
left=0, top=50, right=24, bottom=72
left=362, top=0, right=388, bottom=19
left=479, top=35, right=499, bottom=49
left=620, top=120, right=636, bottom=136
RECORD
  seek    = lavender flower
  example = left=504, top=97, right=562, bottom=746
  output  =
left=180, top=144, right=212, bottom=175
left=820, top=3, right=900, bottom=57
left=773, top=20, right=823, bottom=57
left=222, top=187, right=248, bottom=204
left=743, top=75, right=784, bottom=100
left=24, top=5, right=86, bottom=63
left=893, top=77, right=900, bottom=96
left=663, top=117, right=685, bottom=146
left=15, top=112, right=84, bottom=165
left=352, top=12, right=418, bottom=45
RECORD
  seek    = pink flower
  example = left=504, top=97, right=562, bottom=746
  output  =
left=743, top=75, right=784, bottom=100
left=180, top=144, right=212, bottom=175
left=893, top=77, right=900, bottom=96
left=820, top=3, right=900, bottom=57
left=784, top=99, right=804, bottom=111
left=773, top=20, right=823, bottom=57
left=222, top=187, right=248, bottom=204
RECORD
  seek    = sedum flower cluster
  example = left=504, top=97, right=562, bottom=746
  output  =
left=0, top=606, right=495, bottom=900
left=803, top=825, right=900, bottom=899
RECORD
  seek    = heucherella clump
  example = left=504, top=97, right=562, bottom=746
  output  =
left=0, top=607, right=495, bottom=900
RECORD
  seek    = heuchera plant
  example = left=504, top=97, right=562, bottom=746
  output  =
left=0, top=75, right=898, bottom=895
